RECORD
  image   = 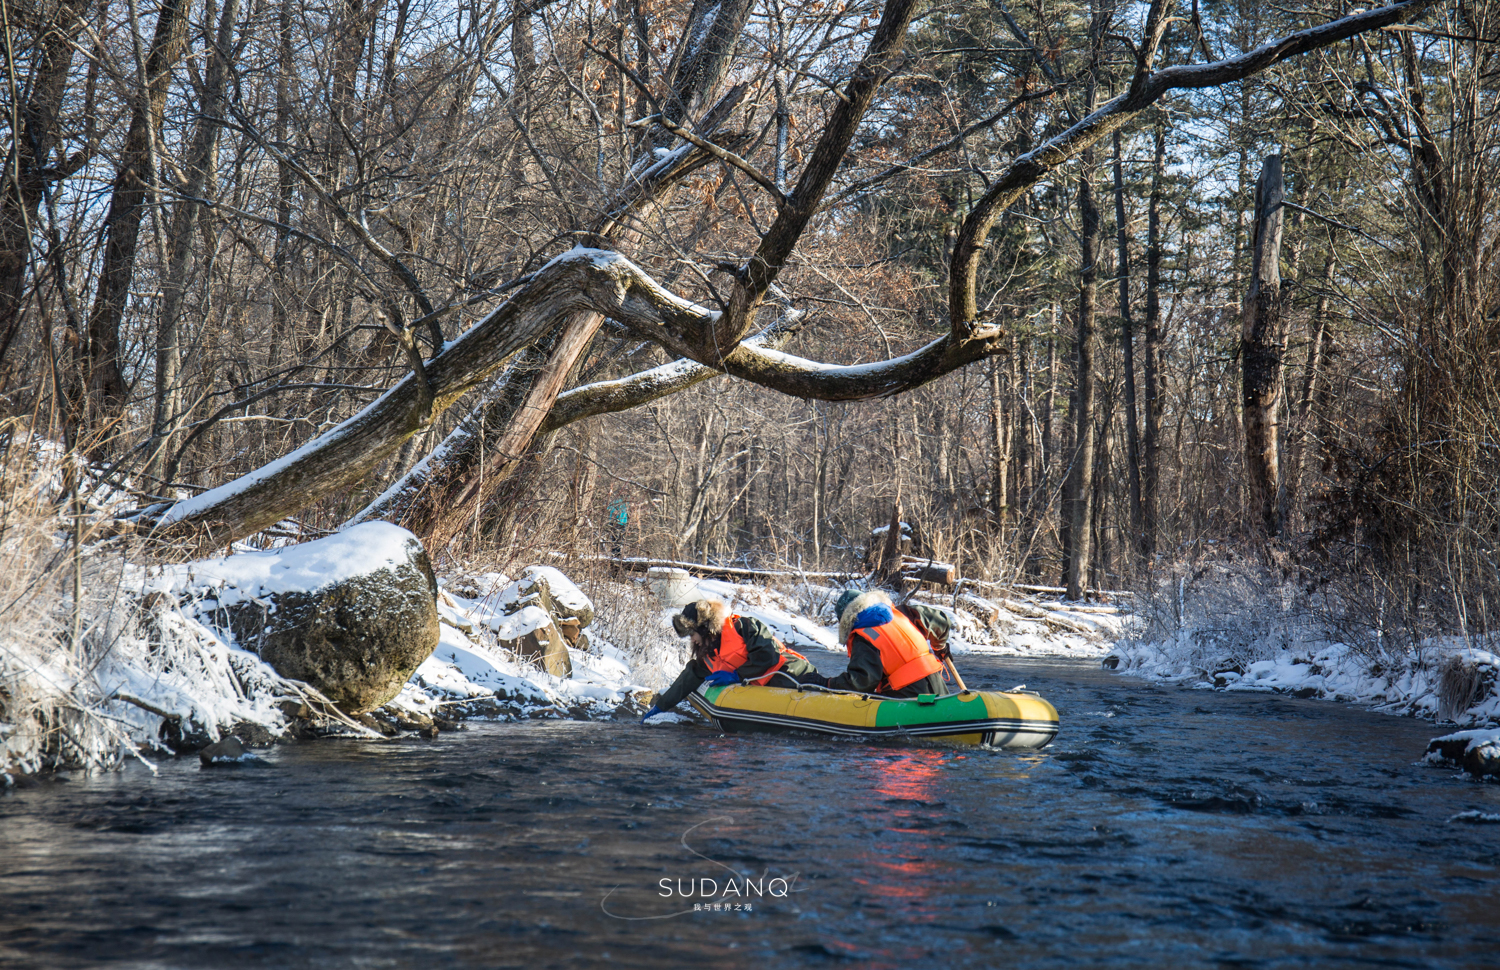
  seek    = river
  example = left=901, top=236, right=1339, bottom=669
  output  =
left=2, top=652, right=1497, bottom=969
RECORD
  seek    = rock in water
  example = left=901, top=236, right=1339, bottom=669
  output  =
left=199, top=736, right=249, bottom=765
left=1426, top=728, right=1500, bottom=778
left=189, top=522, right=440, bottom=713
left=1464, top=739, right=1500, bottom=777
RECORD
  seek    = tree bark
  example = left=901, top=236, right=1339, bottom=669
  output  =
left=1142, top=117, right=1166, bottom=561
left=0, top=0, right=92, bottom=387
left=1062, top=145, right=1101, bottom=600
left=1242, top=154, right=1286, bottom=539
left=1111, top=128, right=1144, bottom=559
left=990, top=356, right=1009, bottom=537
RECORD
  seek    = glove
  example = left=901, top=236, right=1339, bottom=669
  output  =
left=640, top=705, right=662, bottom=723
left=702, top=671, right=741, bottom=687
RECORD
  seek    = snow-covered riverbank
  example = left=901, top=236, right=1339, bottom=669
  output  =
left=7, top=524, right=1500, bottom=783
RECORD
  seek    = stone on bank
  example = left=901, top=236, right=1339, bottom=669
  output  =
left=177, top=522, right=440, bottom=713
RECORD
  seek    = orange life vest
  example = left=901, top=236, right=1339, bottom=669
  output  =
left=848, top=610, right=944, bottom=692
left=707, top=615, right=788, bottom=685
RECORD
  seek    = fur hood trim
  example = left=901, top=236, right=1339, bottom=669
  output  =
left=838, top=589, right=893, bottom=646
left=687, top=598, right=730, bottom=633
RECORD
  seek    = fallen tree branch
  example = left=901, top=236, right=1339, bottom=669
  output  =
left=537, top=308, right=806, bottom=433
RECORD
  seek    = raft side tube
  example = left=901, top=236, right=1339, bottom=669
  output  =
left=687, top=684, right=1058, bottom=749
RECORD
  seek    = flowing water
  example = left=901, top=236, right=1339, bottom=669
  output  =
left=3, top=652, right=1498, bottom=969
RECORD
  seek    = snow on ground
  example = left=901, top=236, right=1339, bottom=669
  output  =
left=397, top=578, right=648, bottom=720
left=1104, top=564, right=1500, bottom=764
left=1112, top=629, right=1500, bottom=727
left=1111, top=635, right=1500, bottom=719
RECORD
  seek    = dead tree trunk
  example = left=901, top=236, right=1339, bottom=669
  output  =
left=990, top=356, right=1009, bottom=538
left=149, top=251, right=1001, bottom=544
left=1242, top=154, right=1286, bottom=539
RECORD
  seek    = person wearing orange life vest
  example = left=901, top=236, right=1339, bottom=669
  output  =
left=825, top=588, right=952, bottom=698
left=642, top=599, right=827, bottom=719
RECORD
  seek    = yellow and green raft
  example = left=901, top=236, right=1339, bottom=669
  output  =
left=687, top=683, right=1059, bottom=749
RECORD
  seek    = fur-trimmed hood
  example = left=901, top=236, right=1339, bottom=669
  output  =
left=681, top=598, right=730, bottom=635
left=837, top=589, right=895, bottom=646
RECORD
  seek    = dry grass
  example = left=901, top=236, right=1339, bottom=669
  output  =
left=0, top=423, right=305, bottom=778
left=0, top=423, right=133, bottom=775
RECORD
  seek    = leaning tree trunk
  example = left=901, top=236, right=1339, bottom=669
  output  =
left=372, top=0, right=759, bottom=551
left=1242, top=154, right=1286, bottom=539
left=140, top=0, right=1433, bottom=550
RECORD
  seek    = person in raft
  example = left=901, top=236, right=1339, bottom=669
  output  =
left=825, top=588, right=953, bottom=698
left=641, top=599, right=826, bottom=720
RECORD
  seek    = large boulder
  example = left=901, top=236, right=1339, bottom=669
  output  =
left=188, top=522, right=439, bottom=713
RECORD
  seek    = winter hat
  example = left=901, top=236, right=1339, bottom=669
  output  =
left=833, top=588, right=862, bottom=620
left=837, top=589, right=895, bottom=646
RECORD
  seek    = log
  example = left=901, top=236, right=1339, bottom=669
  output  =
left=582, top=555, right=863, bottom=585
left=899, top=556, right=957, bottom=586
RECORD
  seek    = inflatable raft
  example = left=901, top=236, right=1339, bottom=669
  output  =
left=687, top=683, right=1058, bottom=749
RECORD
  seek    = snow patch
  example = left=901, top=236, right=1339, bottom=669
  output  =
left=148, top=522, right=421, bottom=603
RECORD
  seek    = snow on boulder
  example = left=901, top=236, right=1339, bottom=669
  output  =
left=493, top=602, right=573, bottom=678
left=457, top=566, right=596, bottom=678
left=518, top=565, right=594, bottom=630
left=1426, top=728, right=1500, bottom=778
left=177, top=522, right=440, bottom=713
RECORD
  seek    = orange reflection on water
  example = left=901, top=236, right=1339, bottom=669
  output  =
left=853, top=750, right=953, bottom=919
